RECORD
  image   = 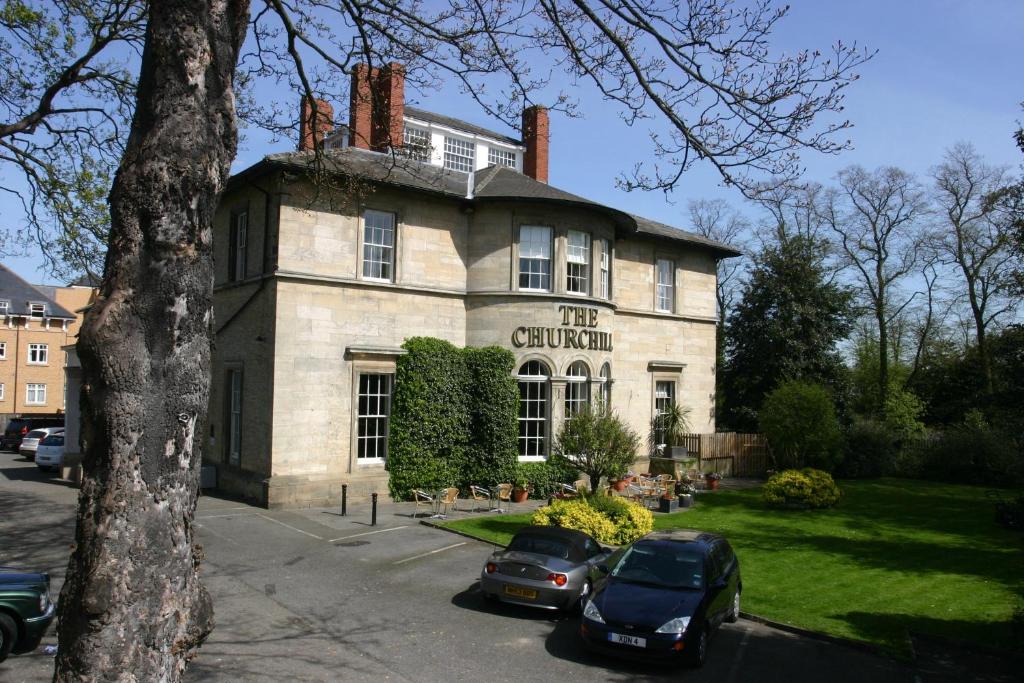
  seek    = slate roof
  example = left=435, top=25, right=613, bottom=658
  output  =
left=403, top=106, right=522, bottom=146
left=0, top=264, right=76, bottom=319
left=238, top=146, right=741, bottom=258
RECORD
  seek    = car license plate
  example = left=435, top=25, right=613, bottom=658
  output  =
left=503, top=585, right=538, bottom=599
left=609, top=632, right=646, bottom=648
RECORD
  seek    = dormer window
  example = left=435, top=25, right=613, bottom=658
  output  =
left=488, top=148, right=517, bottom=169
left=29, top=302, right=46, bottom=318
left=443, top=137, right=475, bottom=172
left=402, top=125, right=431, bottom=161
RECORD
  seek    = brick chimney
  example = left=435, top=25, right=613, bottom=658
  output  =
left=372, top=62, right=405, bottom=152
left=522, top=105, right=549, bottom=183
left=349, top=63, right=375, bottom=150
left=298, top=97, right=334, bottom=152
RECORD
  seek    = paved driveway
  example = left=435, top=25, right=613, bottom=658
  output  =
left=0, top=450, right=920, bottom=682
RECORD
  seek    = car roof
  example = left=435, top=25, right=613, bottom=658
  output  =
left=636, top=529, right=724, bottom=548
left=512, top=525, right=597, bottom=543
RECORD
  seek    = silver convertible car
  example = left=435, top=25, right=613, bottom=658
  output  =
left=480, top=525, right=612, bottom=612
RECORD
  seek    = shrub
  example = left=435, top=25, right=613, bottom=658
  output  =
left=837, top=418, right=896, bottom=478
left=553, top=404, right=640, bottom=493
left=532, top=495, right=653, bottom=545
left=901, top=413, right=1020, bottom=486
left=760, top=380, right=842, bottom=471
left=763, top=468, right=841, bottom=509
left=462, top=346, right=519, bottom=487
left=518, top=459, right=579, bottom=499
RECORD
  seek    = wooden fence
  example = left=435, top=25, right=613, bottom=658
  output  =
left=676, top=433, right=771, bottom=477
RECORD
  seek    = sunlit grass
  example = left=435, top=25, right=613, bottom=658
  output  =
left=440, top=478, right=1023, bottom=655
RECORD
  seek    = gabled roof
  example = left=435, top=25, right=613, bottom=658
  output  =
left=235, top=147, right=742, bottom=258
left=403, top=106, right=522, bottom=147
left=0, top=264, right=76, bottom=319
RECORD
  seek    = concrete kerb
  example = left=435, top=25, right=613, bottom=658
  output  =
left=737, top=612, right=889, bottom=657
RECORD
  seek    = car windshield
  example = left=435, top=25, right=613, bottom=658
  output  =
left=609, top=543, right=704, bottom=589
left=507, top=534, right=571, bottom=560
left=40, top=435, right=63, bottom=446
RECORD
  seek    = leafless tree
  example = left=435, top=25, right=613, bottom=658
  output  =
left=688, top=198, right=750, bottom=325
left=1, top=1, right=873, bottom=679
left=931, top=143, right=1021, bottom=394
left=823, top=165, right=929, bottom=409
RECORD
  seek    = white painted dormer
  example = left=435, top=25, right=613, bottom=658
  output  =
left=401, top=112, right=524, bottom=174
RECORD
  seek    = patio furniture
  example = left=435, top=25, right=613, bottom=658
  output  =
left=492, top=483, right=513, bottom=513
left=438, top=487, right=460, bottom=516
left=411, top=489, right=436, bottom=517
left=470, top=485, right=494, bottom=511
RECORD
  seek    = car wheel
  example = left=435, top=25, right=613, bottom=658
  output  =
left=573, top=580, right=592, bottom=614
left=687, top=623, right=708, bottom=668
left=726, top=588, right=740, bottom=623
left=0, top=612, right=16, bottom=663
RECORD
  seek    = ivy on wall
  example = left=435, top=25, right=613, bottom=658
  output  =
left=386, top=337, right=520, bottom=499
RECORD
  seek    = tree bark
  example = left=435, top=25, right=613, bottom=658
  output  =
left=55, top=2, right=248, bottom=680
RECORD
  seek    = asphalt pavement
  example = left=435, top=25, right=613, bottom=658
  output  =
left=0, top=449, right=928, bottom=682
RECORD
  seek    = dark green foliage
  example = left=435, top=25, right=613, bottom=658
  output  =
left=553, top=406, right=641, bottom=493
left=762, top=468, right=842, bottom=509
left=387, top=338, right=470, bottom=499
left=897, top=412, right=1020, bottom=486
left=518, top=459, right=580, bottom=499
left=759, top=380, right=842, bottom=471
left=387, top=338, right=521, bottom=499
left=722, top=236, right=854, bottom=431
left=837, top=419, right=896, bottom=478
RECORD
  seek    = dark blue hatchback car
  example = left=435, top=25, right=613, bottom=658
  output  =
left=579, top=529, right=741, bottom=667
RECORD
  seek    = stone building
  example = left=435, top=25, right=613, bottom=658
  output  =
left=207, top=64, right=740, bottom=507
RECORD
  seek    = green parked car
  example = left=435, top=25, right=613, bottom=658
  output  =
left=0, top=567, right=56, bottom=662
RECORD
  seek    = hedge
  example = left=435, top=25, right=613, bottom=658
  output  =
left=532, top=495, right=653, bottom=545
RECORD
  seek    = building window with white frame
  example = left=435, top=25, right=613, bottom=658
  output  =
left=362, top=209, right=396, bottom=281
left=229, top=209, right=247, bottom=282
left=225, top=368, right=242, bottom=466
left=488, top=147, right=517, bottom=169
left=599, top=239, right=610, bottom=299
left=518, top=225, right=552, bottom=291
left=565, top=361, right=591, bottom=417
left=0, top=342, right=6, bottom=360
left=357, top=373, right=393, bottom=462
left=29, top=302, right=46, bottom=318
left=402, top=125, right=431, bottom=161
left=28, top=343, right=48, bottom=365
left=599, top=363, right=611, bottom=408
left=653, top=380, right=676, bottom=446
left=517, top=360, right=549, bottom=458
left=26, top=383, right=46, bottom=405
left=0, top=300, right=8, bottom=315
left=0, top=383, right=4, bottom=400
left=566, top=230, right=590, bottom=295
left=443, top=136, right=475, bottom=172
left=655, top=258, right=674, bottom=312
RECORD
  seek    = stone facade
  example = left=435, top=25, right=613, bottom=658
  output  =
left=207, top=151, right=736, bottom=508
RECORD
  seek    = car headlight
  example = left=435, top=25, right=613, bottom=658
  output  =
left=582, top=599, right=605, bottom=624
left=655, top=616, right=691, bottom=634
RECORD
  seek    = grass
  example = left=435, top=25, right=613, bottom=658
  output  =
left=440, top=478, right=1024, bottom=655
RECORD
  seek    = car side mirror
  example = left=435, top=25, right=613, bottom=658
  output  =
left=596, top=564, right=610, bottom=575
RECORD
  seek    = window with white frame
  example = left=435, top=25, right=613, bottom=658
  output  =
left=488, top=147, right=517, bottom=169
left=653, top=380, right=676, bottom=446
left=225, top=368, right=242, bottom=466
left=362, top=209, right=396, bottom=281
left=599, top=363, right=611, bottom=408
left=599, top=239, right=610, bottom=299
left=0, top=383, right=5, bottom=400
left=29, top=302, right=46, bottom=318
left=565, top=361, right=591, bottom=417
left=566, top=230, right=590, bottom=295
left=26, top=383, right=46, bottom=405
left=0, top=342, right=6, bottom=359
left=443, top=136, right=475, bottom=172
left=28, top=343, right=48, bottom=364
left=0, top=300, right=8, bottom=315
left=357, top=373, right=393, bottom=461
left=229, top=210, right=248, bottom=282
left=402, top=125, right=431, bottom=161
left=517, top=361, right=549, bottom=458
left=518, top=225, right=552, bottom=291
left=656, top=258, right=674, bottom=312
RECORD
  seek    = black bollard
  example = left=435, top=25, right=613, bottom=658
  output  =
left=341, top=483, right=348, bottom=516
left=371, top=492, right=378, bottom=526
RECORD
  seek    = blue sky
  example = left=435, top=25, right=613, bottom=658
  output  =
left=4, top=0, right=1022, bottom=285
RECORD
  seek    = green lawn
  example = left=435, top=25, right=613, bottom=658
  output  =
left=440, top=478, right=1023, bottom=655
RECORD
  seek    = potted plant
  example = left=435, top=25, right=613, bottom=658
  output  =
left=649, top=403, right=693, bottom=458
left=677, top=480, right=696, bottom=507
left=705, top=472, right=722, bottom=491
left=512, top=473, right=530, bottom=503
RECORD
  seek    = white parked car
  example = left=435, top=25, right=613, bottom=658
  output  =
left=34, top=434, right=66, bottom=471
left=19, top=428, right=64, bottom=460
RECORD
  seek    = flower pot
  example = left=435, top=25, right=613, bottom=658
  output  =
left=706, top=478, right=720, bottom=491
left=512, top=488, right=529, bottom=503
left=678, top=494, right=694, bottom=508
left=658, top=497, right=679, bottom=513
left=612, top=479, right=628, bottom=492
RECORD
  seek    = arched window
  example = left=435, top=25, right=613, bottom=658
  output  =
left=517, top=361, right=550, bottom=458
left=599, top=363, right=611, bottom=409
left=565, top=361, right=590, bottom=417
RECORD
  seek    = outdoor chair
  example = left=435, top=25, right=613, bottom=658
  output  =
left=411, top=489, right=436, bottom=517
left=494, top=483, right=513, bottom=513
left=573, top=478, right=590, bottom=495
left=438, top=487, right=460, bottom=516
left=556, top=482, right=579, bottom=499
left=470, top=485, right=494, bottom=511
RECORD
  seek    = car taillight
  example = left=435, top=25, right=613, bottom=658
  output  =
left=485, top=562, right=497, bottom=574
left=21, top=426, right=28, bottom=435
left=547, top=573, right=568, bottom=586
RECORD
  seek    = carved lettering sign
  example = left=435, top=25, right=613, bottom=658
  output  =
left=511, top=305, right=613, bottom=351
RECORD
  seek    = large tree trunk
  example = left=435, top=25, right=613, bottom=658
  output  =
left=55, top=2, right=248, bottom=680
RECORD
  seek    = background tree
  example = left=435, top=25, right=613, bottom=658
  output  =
left=930, top=143, right=1020, bottom=395
left=554, top=405, right=640, bottom=493
left=2, top=1, right=873, bottom=678
left=823, top=165, right=928, bottom=412
left=722, top=234, right=854, bottom=430
left=759, top=379, right=842, bottom=471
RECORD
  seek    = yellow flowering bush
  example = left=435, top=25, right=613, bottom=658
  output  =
left=531, top=495, right=653, bottom=544
left=763, top=468, right=841, bottom=509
